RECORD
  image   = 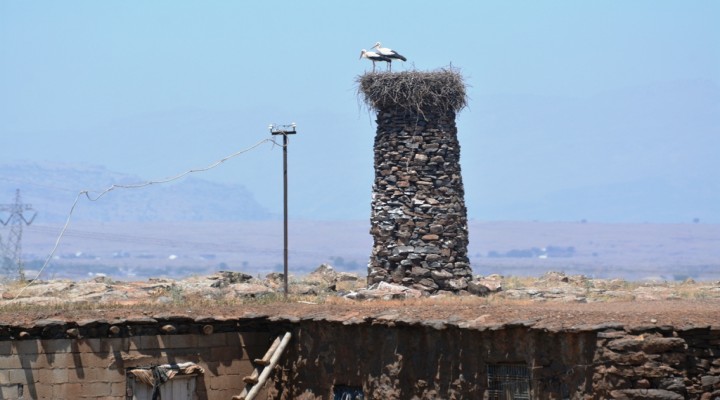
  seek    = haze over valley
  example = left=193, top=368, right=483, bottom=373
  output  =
left=3, top=162, right=719, bottom=283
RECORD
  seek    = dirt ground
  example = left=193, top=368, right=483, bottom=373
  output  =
left=3, top=298, right=719, bottom=331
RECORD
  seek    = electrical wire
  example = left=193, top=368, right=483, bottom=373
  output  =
left=12, top=136, right=281, bottom=299
left=82, top=137, right=280, bottom=201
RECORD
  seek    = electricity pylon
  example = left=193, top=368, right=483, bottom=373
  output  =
left=0, top=189, right=37, bottom=280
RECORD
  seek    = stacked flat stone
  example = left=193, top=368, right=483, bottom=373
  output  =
left=360, top=72, right=472, bottom=293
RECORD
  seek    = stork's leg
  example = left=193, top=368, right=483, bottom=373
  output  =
left=372, top=61, right=376, bottom=73
left=388, top=61, right=392, bottom=72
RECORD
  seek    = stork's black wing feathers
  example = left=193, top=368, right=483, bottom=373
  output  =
left=389, top=51, right=407, bottom=62
left=370, top=54, right=392, bottom=62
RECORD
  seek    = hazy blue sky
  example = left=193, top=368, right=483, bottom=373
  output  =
left=2, top=1, right=719, bottom=222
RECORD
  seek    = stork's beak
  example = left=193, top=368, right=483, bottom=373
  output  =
left=359, top=51, right=364, bottom=59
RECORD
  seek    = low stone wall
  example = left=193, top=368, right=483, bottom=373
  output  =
left=593, top=325, right=720, bottom=399
left=0, top=318, right=270, bottom=400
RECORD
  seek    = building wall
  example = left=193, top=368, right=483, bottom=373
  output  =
left=272, top=321, right=720, bottom=399
left=0, top=331, right=269, bottom=400
left=3, top=319, right=719, bottom=399
left=272, top=321, right=597, bottom=399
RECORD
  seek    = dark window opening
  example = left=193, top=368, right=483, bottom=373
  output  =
left=487, top=363, right=531, bottom=400
left=333, top=385, right=364, bottom=400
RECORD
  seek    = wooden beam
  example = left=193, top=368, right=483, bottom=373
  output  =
left=240, top=331, right=292, bottom=400
left=253, top=335, right=282, bottom=366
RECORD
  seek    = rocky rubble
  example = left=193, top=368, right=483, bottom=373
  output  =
left=1, top=267, right=719, bottom=308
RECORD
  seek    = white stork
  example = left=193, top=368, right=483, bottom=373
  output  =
left=360, top=49, right=391, bottom=73
left=372, top=42, right=407, bottom=71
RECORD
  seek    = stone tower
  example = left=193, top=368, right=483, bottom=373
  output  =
left=358, top=69, right=472, bottom=293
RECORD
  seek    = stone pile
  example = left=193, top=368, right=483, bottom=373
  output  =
left=366, top=106, right=472, bottom=293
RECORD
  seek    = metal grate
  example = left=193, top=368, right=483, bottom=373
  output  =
left=487, top=364, right=531, bottom=400
left=333, top=385, right=364, bottom=400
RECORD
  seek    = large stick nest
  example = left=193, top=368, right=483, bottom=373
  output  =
left=356, top=67, right=467, bottom=114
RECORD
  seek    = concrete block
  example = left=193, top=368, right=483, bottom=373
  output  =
left=0, top=355, right=23, bottom=369
left=81, top=367, right=125, bottom=384
left=33, top=352, right=73, bottom=369
left=237, top=332, right=271, bottom=348
left=161, top=334, right=198, bottom=349
left=57, top=382, right=83, bottom=399
left=138, top=335, right=161, bottom=350
left=39, top=339, right=72, bottom=354
left=8, top=368, right=38, bottom=384
left=198, top=332, right=227, bottom=348
left=0, top=341, right=12, bottom=356
left=38, top=367, right=69, bottom=384
left=33, top=382, right=55, bottom=399
left=12, top=340, right=40, bottom=356
left=81, top=381, right=112, bottom=396
left=195, top=347, right=215, bottom=362
left=76, top=337, right=129, bottom=354
left=67, top=367, right=86, bottom=381
left=76, top=351, right=115, bottom=369
left=0, top=383, right=23, bottom=399
left=75, top=338, right=102, bottom=354
left=110, top=381, right=127, bottom=397
left=215, top=359, right=254, bottom=377
left=210, top=346, right=243, bottom=362
left=128, top=336, right=143, bottom=352
left=58, top=381, right=114, bottom=397
left=208, top=373, right=245, bottom=390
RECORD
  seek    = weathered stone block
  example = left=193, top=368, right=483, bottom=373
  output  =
left=642, top=337, right=687, bottom=354
left=430, top=270, right=453, bottom=281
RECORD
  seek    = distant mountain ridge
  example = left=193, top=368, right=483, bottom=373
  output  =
left=0, top=161, right=275, bottom=223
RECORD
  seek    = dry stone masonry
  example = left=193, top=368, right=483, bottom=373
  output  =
left=358, top=69, right=473, bottom=293
left=593, top=326, right=720, bottom=399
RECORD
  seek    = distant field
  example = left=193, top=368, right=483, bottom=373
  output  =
left=14, top=220, right=720, bottom=282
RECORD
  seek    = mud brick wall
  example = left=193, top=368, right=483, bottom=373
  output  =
left=592, top=325, right=720, bottom=399
left=271, top=320, right=720, bottom=399
left=0, top=325, right=269, bottom=400
left=362, top=72, right=472, bottom=292
left=272, top=321, right=597, bottom=399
